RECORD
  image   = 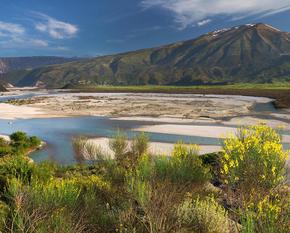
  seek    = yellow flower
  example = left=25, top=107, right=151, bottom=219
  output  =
left=223, top=164, right=229, bottom=174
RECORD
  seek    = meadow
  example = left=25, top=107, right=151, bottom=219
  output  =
left=0, top=125, right=289, bottom=233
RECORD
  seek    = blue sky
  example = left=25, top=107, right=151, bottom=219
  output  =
left=1, top=0, right=290, bottom=57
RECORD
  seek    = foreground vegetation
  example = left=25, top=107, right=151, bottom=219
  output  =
left=0, top=125, right=289, bottom=232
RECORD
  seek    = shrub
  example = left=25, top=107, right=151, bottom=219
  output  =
left=0, top=146, right=12, bottom=158
left=130, top=132, right=149, bottom=166
left=121, top=178, right=182, bottom=233
left=0, top=156, right=34, bottom=186
left=9, top=131, right=41, bottom=153
left=241, top=192, right=290, bottom=233
left=0, top=201, right=9, bottom=231
left=109, top=131, right=129, bottom=166
left=221, top=125, right=288, bottom=201
left=72, top=137, right=106, bottom=162
left=72, top=136, right=88, bottom=162
left=154, top=143, right=211, bottom=184
left=10, top=131, right=28, bottom=143
left=29, top=136, right=41, bottom=148
left=177, top=196, right=231, bottom=233
left=109, top=132, right=149, bottom=169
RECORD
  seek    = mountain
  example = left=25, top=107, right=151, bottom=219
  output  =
left=2, top=23, right=290, bottom=88
left=0, top=56, right=82, bottom=74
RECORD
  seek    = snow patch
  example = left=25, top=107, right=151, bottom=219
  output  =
left=245, top=24, right=256, bottom=27
left=210, top=28, right=230, bottom=37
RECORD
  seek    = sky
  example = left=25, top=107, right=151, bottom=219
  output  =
left=1, top=0, right=290, bottom=57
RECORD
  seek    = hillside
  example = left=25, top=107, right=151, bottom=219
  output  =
left=2, top=23, right=290, bottom=88
left=0, top=56, right=82, bottom=75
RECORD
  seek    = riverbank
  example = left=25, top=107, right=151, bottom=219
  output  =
left=0, top=91, right=274, bottom=120
left=87, top=137, right=222, bottom=158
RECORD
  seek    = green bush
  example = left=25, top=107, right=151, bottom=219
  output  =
left=154, top=143, right=211, bottom=184
left=0, top=155, right=34, bottom=186
left=109, top=132, right=149, bottom=169
left=109, top=131, right=128, bottom=166
left=10, top=131, right=41, bottom=152
left=0, top=138, right=12, bottom=157
left=177, top=196, right=231, bottom=233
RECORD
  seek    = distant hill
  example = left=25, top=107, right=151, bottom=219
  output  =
left=2, top=23, right=290, bottom=88
left=0, top=56, right=81, bottom=74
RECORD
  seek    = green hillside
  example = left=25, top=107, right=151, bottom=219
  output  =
left=2, top=23, right=290, bottom=88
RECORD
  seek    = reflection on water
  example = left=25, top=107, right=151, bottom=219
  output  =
left=0, top=117, right=223, bottom=164
left=0, top=116, right=289, bottom=164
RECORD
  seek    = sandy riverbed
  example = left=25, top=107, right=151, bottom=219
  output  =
left=0, top=90, right=274, bottom=120
left=88, top=137, right=222, bottom=158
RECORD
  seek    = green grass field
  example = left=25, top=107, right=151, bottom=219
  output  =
left=71, top=83, right=290, bottom=92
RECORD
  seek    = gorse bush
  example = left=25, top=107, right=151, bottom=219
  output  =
left=241, top=193, right=290, bottom=233
left=221, top=125, right=288, bottom=200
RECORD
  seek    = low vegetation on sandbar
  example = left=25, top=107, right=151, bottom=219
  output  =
left=0, top=125, right=289, bottom=232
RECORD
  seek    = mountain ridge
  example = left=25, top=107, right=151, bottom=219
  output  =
left=2, top=23, right=290, bottom=88
left=0, top=56, right=82, bottom=74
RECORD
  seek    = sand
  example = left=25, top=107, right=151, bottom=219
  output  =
left=133, top=124, right=237, bottom=139
left=0, top=103, right=52, bottom=120
left=223, top=116, right=290, bottom=131
left=132, top=124, right=290, bottom=143
left=0, top=134, right=10, bottom=141
left=88, top=137, right=221, bottom=158
left=110, top=116, right=218, bottom=124
left=0, top=91, right=274, bottom=120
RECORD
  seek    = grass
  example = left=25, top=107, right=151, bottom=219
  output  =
left=67, top=83, right=290, bottom=92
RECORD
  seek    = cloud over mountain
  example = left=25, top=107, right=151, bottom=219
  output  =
left=141, top=0, right=290, bottom=29
left=34, top=13, right=79, bottom=39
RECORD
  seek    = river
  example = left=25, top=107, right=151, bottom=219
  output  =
left=0, top=91, right=289, bottom=164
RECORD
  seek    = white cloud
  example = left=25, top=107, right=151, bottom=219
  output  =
left=197, top=19, right=212, bottom=26
left=30, top=39, right=49, bottom=47
left=0, top=21, right=49, bottom=49
left=34, top=12, right=78, bottom=39
left=141, top=0, right=290, bottom=29
left=0, top=21, right=25, bottom=38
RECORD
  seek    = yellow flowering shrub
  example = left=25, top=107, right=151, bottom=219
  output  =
left=221, top=125, right=288, bottom=194
left=242, top=193, right=290, bottom=233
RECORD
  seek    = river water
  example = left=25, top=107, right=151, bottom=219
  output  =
left=0, top=92, right=289, bottom=164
